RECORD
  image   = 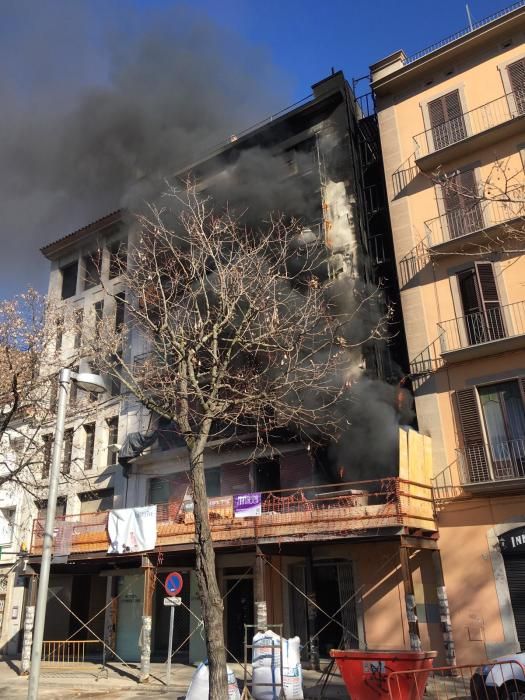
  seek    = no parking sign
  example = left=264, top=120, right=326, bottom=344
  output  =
left=164, top=571, right=183, bottom=597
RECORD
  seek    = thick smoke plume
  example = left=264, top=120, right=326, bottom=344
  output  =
left=0, top=1, right=290, bottom=295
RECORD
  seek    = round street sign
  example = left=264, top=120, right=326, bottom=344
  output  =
left=164, top=571, right=183, bottom=597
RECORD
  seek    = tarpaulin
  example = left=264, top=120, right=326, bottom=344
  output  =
left=107, top=505, right=157, bottom=554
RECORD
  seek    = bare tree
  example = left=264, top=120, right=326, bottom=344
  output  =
left=0, top=289, right=59, bottom=493
left=87, top=182, right=387, bottom=699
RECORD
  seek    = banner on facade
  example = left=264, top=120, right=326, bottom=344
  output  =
left=233, top=493, right=262, bottom=518
left=107, top=505, right=157, bottom=554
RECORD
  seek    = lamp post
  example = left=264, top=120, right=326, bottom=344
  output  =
left=27, top=367, right=106, bottom=700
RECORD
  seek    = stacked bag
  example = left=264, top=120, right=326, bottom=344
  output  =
left=186, top=661, right=240, bottom=700
left=252, top=630, right=304, bottom=700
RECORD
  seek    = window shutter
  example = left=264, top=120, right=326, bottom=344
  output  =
left=428, top=90, right=466, bottom=149
left=443, top=169, right=483, bottom=238
left=455, top=388, right=490, bottom=481
left=475, top=262, right=506, bottom=340
left=508, top=58, right=525, bottom=114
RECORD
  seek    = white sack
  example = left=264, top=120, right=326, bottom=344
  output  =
left=186, top=661, right=240, bottom=700
left=252, top=631, right=303, bottom=700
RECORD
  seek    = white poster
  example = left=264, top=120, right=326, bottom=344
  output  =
left=107, top=505, right=157, bottom=554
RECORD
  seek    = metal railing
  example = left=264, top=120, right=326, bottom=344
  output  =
left=425, top=193, right=525, bottom=246
left=30, top=477, right=435, bottom=555
left=413, top=91, right=525, bottom=160
left=42, top=639, right=104, bottom=665
left=438, top=300, right=525, bottom=353
left=458, top=438, right=525, bottom=484
left=388, top=659, right=525, bottom=699
left=404, top=0, right=525, bottom=64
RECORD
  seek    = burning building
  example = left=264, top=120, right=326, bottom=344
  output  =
left=16, top=71, right=443, bottom=676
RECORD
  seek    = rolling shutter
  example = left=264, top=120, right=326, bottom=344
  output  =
left=455, top=388, right=490, bottom=482
left=428, top=90, right=467, bottom=149
left=508, top=58, right=525, bottom=114
left=443, top=169, right=483, bottom=238
left=503, top=557, right=525, bottom=649
left=475, top=262, right=506, bottom=340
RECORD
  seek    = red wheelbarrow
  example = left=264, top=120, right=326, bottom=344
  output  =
left=330, top=649, right=437, bottom=699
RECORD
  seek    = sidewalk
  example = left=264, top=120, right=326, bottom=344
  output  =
left=0, top=659, right=348, bottom=699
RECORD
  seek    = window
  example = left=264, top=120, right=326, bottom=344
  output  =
left=442, top=168, right=483, bottom=239
left=10, top=436, right=25, bottom=455
left=79, top=488, right=114, bottom=513
left=148, top=474, right=189, bottom=507
left=42, top=434, right=52, bottom=479
left=205, top=467, right=221, bottom=498
left=94, top=300, right=104, bottom=330
left=84, top=423, right=95, bottom=470
left=83, top=250, right=101, bottom=290
left=49, top=374, right=58, bottom=413
left=106, top=416, right=119, bottom=465
left=457, top=262, right=505, bottom=345
left=61, top=261, right=78, bottom=299
left=507, top=57, right=525, bottom=115
left=456, top=379, right=525, bottom=482
left=62, top=428, right=74, bottom=475
left=115, top=293, right=125, bottom=333
left=0, top=508, right=15, bottom=545
left=74, top=309, right=83, bottom=349
left=36, top=497, right=67, bottom=521
left=69, top=366, right=78, bottom=408
left=428, top=89, right=467, bottom=150
left=55, top=317, right=63, bottom=352
left=109, top=240, right=127, bottom=279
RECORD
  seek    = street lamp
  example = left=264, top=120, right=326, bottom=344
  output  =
left=27, top=366, right=106, bottom=700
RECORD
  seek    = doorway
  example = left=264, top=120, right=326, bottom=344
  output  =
left=225, top=571, right=254, bottom=661
left=153, top=571, right=190, bottom=661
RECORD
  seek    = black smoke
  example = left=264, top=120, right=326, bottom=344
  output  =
left=0, top=1, right=290, bottom=295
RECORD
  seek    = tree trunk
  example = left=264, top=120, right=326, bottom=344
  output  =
left=189, top=445, right=228, bottom=700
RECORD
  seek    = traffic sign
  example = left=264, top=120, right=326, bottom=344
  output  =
left=164, top=596, right=182, bottom=606
left=164, top=571, right=183, bottom=596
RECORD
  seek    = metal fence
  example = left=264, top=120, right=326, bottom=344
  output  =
left=388, top=660, right=525, bottom=699
left=425, top=195, right=525, bottom=247
left=413, top=92, right=524, bottom=160
left=438, top=301, right=525, bottom=353
left=458, top=438, right=525, bottom=484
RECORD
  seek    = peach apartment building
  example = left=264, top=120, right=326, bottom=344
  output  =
left=371, top=2, right=525, bottom=664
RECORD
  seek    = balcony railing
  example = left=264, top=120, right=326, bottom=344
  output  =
left=425, top=194, right=525, bottom=247
left=438, top=300, right=525, bottom=353
left=413, top=92, right=525, bottom=160
left=458, top=438, right=525, bottom=485
left=29, top=477, right=435, bottom=556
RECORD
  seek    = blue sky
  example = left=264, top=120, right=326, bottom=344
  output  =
left=143, top=0, right=515, bottom=100
left=0, top=0, right=517, bottom=297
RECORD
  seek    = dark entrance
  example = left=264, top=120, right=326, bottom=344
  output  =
left=152, top=571, right=190, bottom=661
left=290, top=559, right=358, bottom=659
left=225, top=572, right=254, bottom=661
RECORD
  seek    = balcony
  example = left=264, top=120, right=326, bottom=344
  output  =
left=458, top=438, right=525, bottom=487
left=438, top=300, right=525, bottom=362
left=29, top=477, right=436, bottom=557
left=424, top=194, right=525, bottom=250
left=413, top=92, right=525, bottom=170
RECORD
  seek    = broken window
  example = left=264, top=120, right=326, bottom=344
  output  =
left=109, top=239, right=127, bottom=278
left=60, top=261, right=78, bottom=300
left=83, top=250, right=102, bottom=290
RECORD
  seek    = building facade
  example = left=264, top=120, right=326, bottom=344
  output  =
left=371, top=2, right=525, bottom=664
left=15, top=71, right=445, bottom=675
